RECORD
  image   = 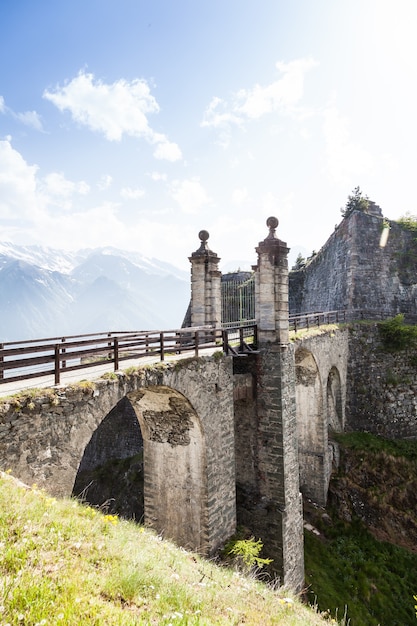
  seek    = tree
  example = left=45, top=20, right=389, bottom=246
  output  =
left=292, top=253, right=306, bottom=270
left=341, top=186, right=370, bottom=218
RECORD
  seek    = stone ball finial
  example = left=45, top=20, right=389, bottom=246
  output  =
left=191, top=229, right=213, bottom=256
left=199, top=230, right=209, bottom=242
left=266, top=216, right=279, bottom=239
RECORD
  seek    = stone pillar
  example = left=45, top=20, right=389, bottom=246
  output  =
left=253, top=217, right=304, bottom=591
left=253, top=216, right=289, bottom=344
left=189, top=230, right=222, bottom=328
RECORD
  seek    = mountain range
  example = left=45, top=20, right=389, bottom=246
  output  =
left=0, top=243, right=190, bottom=342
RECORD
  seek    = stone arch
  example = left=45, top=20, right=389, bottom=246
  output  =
left=128, top=386, right=207, bottom=552
left=72, top=385, right=207, bottom=553
left=327, top=366, right=343, bottom=433
left=72, top=396, right=145, bottom=522
left=295, top=347, right=325, bottom=503
left=325, top=366, right=344, bottom=484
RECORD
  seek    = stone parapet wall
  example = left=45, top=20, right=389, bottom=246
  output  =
left=346, top=324, right=417, bottom=439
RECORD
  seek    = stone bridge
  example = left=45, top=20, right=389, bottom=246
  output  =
left=294, top=328, right=349, bottom=505
left=0, top=218, right=379, bottom=593
left=1, top=358, right=236, bottom=558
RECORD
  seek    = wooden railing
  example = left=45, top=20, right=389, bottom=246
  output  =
left=0, top=309, right=398, bottom=388
left=0, top=324, right=258, bottom=386
left=289, top=310, right=349, bottom=332
left=288, top=309, right=395, bottom=332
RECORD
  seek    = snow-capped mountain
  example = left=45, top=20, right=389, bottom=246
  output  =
left=0, top=243, right=190, bottom=342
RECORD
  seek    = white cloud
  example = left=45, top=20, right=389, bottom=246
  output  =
left=170, top=178, right=210, bottom=214
left=15, top=110, right=43, bottom=131
left=43, top=70, right=182, bottom=161
left=323, top=105, right=374, bottom=183
left=148, top=171, right=167, bottom=182
left=120, top=186, right=145, bottom=200
left=201, top=58, right=317, bottom=134
left=0, top=138, right=93, bottom=226
left=201, top=96, right=243, bottom=129
left=153, top=139, right=182, bottom=161
left=97, top=174, right=113, bottom=190
left=0, top=97, right=43, bottom=131
left=0, top=139, right=39, bottom=218
left=40, top=172, right=90, bottom=210
left=0, top=138, right=186, bottom=260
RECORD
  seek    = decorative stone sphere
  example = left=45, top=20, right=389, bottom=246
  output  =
left=199, top=230, right=209, bottom=242
left=266, top=216, right=279, bottom=230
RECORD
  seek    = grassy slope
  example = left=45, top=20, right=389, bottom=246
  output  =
left=0, top=472, right=331, bottom=626
left=304, top=433, right=417, bottom=626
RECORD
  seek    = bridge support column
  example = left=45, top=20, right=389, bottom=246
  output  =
left=188, top=230, right=221, bottom=328
left=252, top=217, right=304, bottom=591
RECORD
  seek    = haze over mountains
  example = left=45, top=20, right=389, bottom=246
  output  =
left=0, top=243, right=190, bottom=342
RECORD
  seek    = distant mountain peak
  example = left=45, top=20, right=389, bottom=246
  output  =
left=0, top=241, right=190, bottom=341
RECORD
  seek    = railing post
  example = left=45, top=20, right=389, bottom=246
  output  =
left=239, top=327, right=244, bottom=352
left=222, top=330, right=228, bottom=354
left=195, top=330, right=199, bottom=357
left=160, top=332, right=165, bottom=361
left=108, top=332, right=112, bottom=359
left=114, top=337, right=119, bottom=371
left=61, top=338, right=66, bottom=369
left=54, top=345, right=60, bottom=385
left=253, top=324, right=258, bottom=350
left=0, top=343, right=3, bottom=380
left=145, top=333, right=149, bottom=354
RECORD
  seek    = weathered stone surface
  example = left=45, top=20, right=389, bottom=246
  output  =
left=289, top=210, right=417, bottom=319
left=0, top=355, right=236, bottom=557
left=346, top=323, right=417, bottom=438
left=294, top=328, right=349, bottom=506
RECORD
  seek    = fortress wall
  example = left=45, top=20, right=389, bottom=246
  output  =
left=346, top=324, right=417, bottom=439
left=290, top=211, right=417, bottom=318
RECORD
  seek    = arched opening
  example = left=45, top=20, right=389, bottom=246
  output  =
left=72, top=396, right=144, bottom=521
left=72, top=385, right=207, bottom=552
left=295, top=348, right=325, bottom=504
left=128, top=386, right=207, bottom=552
left=326, top=366, right=343, bottom=475
left=327, top=366, right=343, bottom=433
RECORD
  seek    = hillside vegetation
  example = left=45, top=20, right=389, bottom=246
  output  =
left=0, top=472, right=332, bottom=626
left=304, top=433, right=417, bottom=626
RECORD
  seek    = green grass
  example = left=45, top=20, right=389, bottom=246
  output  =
left=305, top=520, right=417, bottom=626
left=333, top=431, right=417, bottom=461
left=0, top=471, right=332, bottom=626
left=305, top=432, right=417, bottom=625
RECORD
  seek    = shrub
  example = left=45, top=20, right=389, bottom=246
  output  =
left=223, top=536, right=272, bottom=572
left=397, top=213, right=417, bottom=234
left=378, top=314, right=417, bottom=352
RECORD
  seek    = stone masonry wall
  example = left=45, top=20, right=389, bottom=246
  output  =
left=294, top=328, right=349, bottom=505
left=0, top=355, right=236, bottom=556
left=346, top=324, right=417, bottom=438
left=289, top=211, right=417, bottom=318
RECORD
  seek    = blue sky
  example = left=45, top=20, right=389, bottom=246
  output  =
left=1, top=0, right=416, bottom=271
